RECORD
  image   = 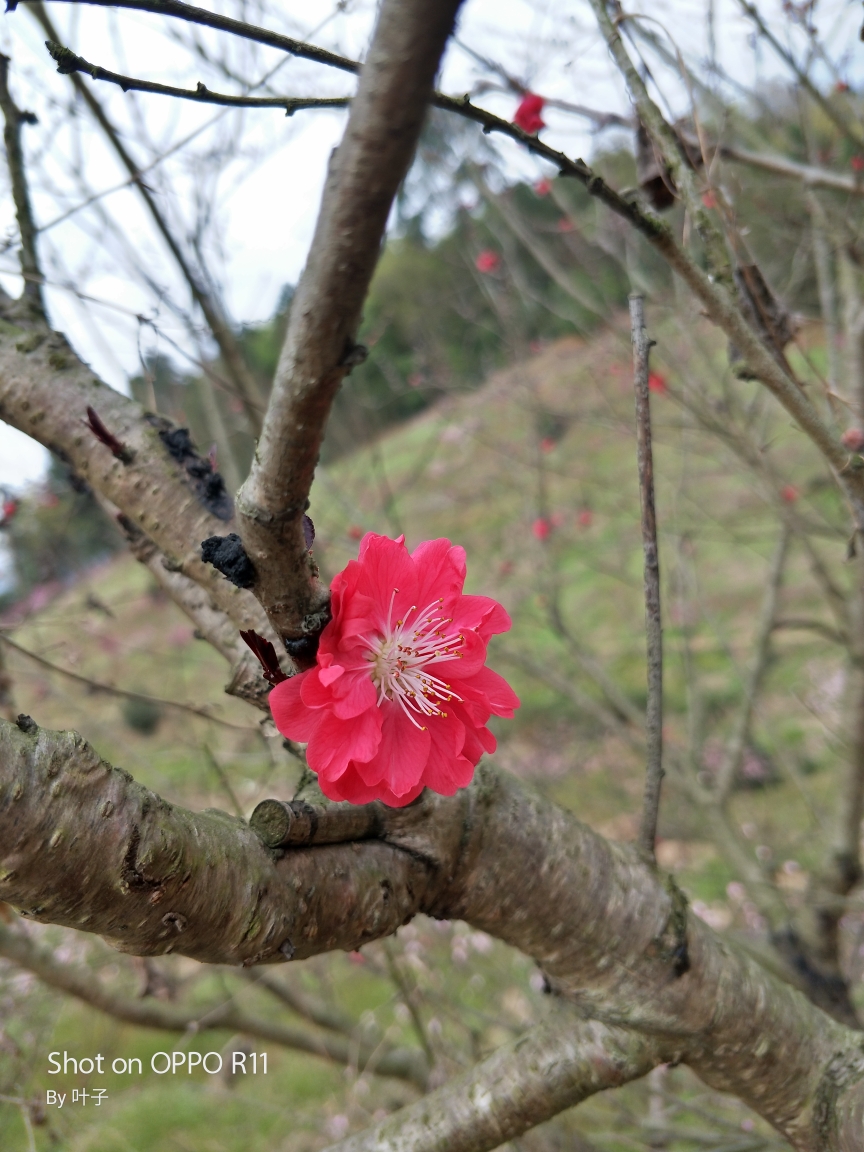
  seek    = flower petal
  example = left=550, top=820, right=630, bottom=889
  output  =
left=270, top=673, right=320, bottom=741
left=353, top=703, right=431, bottom=796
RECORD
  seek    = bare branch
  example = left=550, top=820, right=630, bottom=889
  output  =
left=0, top=54, right=44, bottom=320
left=0, top=920, right=428, bottom=1085
left=720, top=142, right=864, bottom=196
left=44, top=40, right=351, bottom=114
left=326, top=1016, right=665, bottom=1152
left=236, top=0, right=465, bottom=642
left=630, top=295, right=664, bottom=865
left=0, top=634, right=256, bottom=730
left=715, top=526, right=790, bottom=802
left=737, top=1, right=864, bottom=152
left=17, top=0, right=361, bottom=76
left=27, top=0, right=267, bottom=439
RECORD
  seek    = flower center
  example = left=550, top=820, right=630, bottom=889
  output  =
left=366, top=594, right=464, bottom=729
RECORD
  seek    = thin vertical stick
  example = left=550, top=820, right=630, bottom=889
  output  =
left=630, top=294, right=663, bottom=865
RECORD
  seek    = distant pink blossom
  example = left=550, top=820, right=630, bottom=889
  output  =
left=532, top=517, right=551, bottom=541
left=475, top=250, right=500, bottom=274
left=577, top=509, right=593, bottom=528
left=648, top=372, right=668, bottom=395
left=513, top=92, right=546, bottom=135
left=842, top=428, right=864, bottom=452
left=270, top=534, right=519, bottom=807
left=534, top=177, right=552, bottom=196
left=781, top=484, right=799, bottom=504
left=539, top=437, right=556, bottom=453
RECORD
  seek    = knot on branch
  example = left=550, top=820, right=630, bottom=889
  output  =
left=201, top=533, right=255, bottom=589
left=156, top=424, right=233, bottom=520
left=15, top=713, right=36, bottom=734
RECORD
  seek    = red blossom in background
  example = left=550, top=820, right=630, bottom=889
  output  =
left=842, top=428, right=864, bottom=452
left=648, top=372, right=668, bottom=395
left=534, top=177, right=552, bottom=196
left=270, top=534, right=519, bottom=807
left=852, top=156, right=864, bottom=172
left=1, top=498, right=17, bottom=527
left=532, top=517, right=551, bottom=541
left=556, top=217, right=575, bottom=233
left=701, top=190, right=717, bottom=209
left=475, top=250, right=500, bottom=274
left=578, top=509, right=593, bottom=528
left=347, top=525, right=364, bottom=540
left=781, top=485, right=799, bottom=504
left=513, top=92, right=546, bottom=134
left=539, top=437, right=556, bottom=453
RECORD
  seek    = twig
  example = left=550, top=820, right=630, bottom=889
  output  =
left=630, top=295, right=663, bottom=865
left=737, top=1, right=864, bottom=152
left=45, top=41, right=352, bottom=114
left=202, top=745, right=244, bottom=819
left=27, top=0, right=267, bottom=437
left=715, top=527, right=790, bottom=803
left=0, top=634, right=254, bottom=731
left=0, top=920, right=427, bottom=1085
left=0, top=54, right=44, bottom=319
left=382, top=939, right=435, bottom=1069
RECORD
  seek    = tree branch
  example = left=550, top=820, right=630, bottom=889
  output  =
left=27, top=0, right=267, bottom=439
left=630, top=295, right=664, bottom=864
left=44, top=40, right=351, bottom=114
left=3, top=718, right=864, bottom=1146
left=0, top=920, right=428, bottom=1085
left=0, top=634, right=255, bottom=730
left=326, top=1015, right=666, bottom=1152
left=0, top=54, right=45, bottom=320
left=235, top=0, right=465, bottom=643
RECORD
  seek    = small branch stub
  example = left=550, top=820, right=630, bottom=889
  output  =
left=250, top=798, right=383, bottom=849
left=630, top=294, right=664, bottom=865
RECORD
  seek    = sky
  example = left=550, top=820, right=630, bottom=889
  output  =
left=0, top=0, right=860, bottom=491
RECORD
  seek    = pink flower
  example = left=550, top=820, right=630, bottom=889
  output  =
left=577, top=509, right=593, bottom=528
left=556, top=217, right=575, bottom=233
left=475, top=250, right=500, bottom=274
left=347, top=525, right=364, bottom=540
left=513, top=93, right=546, bottom=134
left=269, top=534, right=519, bottom=807
left=842, top=428, right=864, bottom=452
left=781, top=484, right=799, bottom=504
left=701, top=190, right=717, bottom=209
left=532, top=517, right=551, bottom=541
left=534, top=177, right=552, bottom=196
left=648, top=372, right=668, bottom=395
left=852, top=156, right=864, bottom=173
left=539, top=437, right=556, bottom=453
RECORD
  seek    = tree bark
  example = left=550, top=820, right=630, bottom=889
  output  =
left=3, top=718, right=864, bottom=1148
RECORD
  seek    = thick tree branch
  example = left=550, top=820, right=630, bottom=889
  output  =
left=326, top=1015, right=666, bottom=1152
left=235, top=0, right=464, bottom=643
left=0, top=287, right=280, bottom=674
left=44, top=41, right=351, bottom=114
left=3, top=718, right=864, bottom=1147
left=0, top=920, right=428, bottom=1085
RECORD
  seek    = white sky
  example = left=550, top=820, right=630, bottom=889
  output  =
left=0, top=0, right=860, bottom=490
